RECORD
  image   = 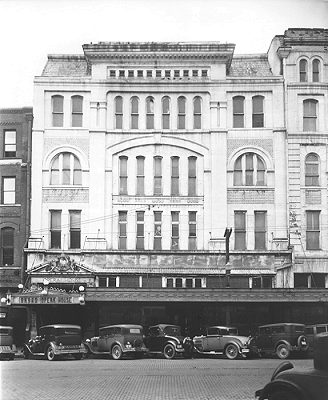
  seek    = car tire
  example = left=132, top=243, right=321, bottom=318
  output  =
left=276, top=344, right=290, bottom=359
left=225, top=343, right=239, bottom=360
left=163, top=343, right=176, bottom=359
left=46, top=345, right=56, bottom=361
left=268, top=389, right=301, bottom=400
left=112, top=344, right=123, bottom=360
left=297, top=335, right=309, bottom=352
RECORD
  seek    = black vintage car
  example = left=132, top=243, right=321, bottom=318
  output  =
left=84, top=324, right=148, bottom=360
left=144, top=324, right=193, bottom=359
left=23, top=324, right=87, bottom=361
left=0, top=326, right=16, bottom=360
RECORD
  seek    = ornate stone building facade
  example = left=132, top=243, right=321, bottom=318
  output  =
left=16, top=30, right=328, bottom=338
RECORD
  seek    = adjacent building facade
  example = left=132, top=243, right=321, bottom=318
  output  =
left=0, top=107, right=32, bottom=345
left=11, top=29, right=328, bottom=339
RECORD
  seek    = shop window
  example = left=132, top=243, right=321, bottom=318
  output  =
left=1, top=227, right=14, bottom=265
left=4, top=130, right=16, bottom=157
left=305, top=153, right=319, bottom=186
left=306, top=210, right=320, bottom=250
left=52, top=95, right=64, bottom=127
left=303, top=99, right=317, bottom=131
left=71, top=95, right=83, bottom=127
left=233, top=96, right=245, bottom=128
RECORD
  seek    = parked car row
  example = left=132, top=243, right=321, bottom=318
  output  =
left=2, top=321, right=327, bottom=362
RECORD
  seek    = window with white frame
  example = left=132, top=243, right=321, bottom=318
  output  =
left=162, top=96, right=170, bottom=129
left=233, top=96, right=245, bottom=128
left=171, top=156, right=179, bottom=195
left=52, top=95, right=64, bottom=127
left=118, top=211, right=127, bottom=250
left=136, top=156, right=145, bottom=195
left=146, top=97, right=154, bottom=129
left=254, top=211, right=267, bottom=250
left=99, top=276, right=118, bottom=288
left=119, top=156, right=128, bottom=195
left=193, top=96, right=202, bottom=129
left=233, top=153, right=266, bottom=186
left=303, top=99, right=318, bottom=131
left=171, top=211, right=179, bottom=250
left=136, top=211, right=145, bottom=250
left=306, top=210, right=320, bottom=250
left=188, top=211, right=197, bottom=250
left=312, top=59, right=320, bottom=82
left=188, top=156, right=197, bottom=196
left=177, top=97, right=186, bottom=129
left=164, top=277, right=204, bottom=288
left=154, top=211, right=162, bottom=250
left=71, top=96, right=83, bottom=127
left=305, top=153, right=319, bottom=186
left=234, top=211, right=246, bottom=250
left=154, top=156, right=162, bottom=195
left=252, top=96, right=264, bottom=128
left=115, top=96, right=123, bottom=129
left=1, top=227, right=14, bottom=265
left=50, top=210, right=61, bottom=249
left=131, top=96, right=139, bottom=129
left=69, top=210, right=81, bottom=249
left=2, top=177, right=15, bottom=204
left=50, top=153, right=82, bottom=185
left=300, top=59, right=308, bottom=82
left=4, top=130, right=16, bottom=157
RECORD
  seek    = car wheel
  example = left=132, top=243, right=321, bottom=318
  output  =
left=163, top=343, right=176, bottom=359
left=23, top=348, right=29, bottom=359
left=276, top=344, right=290, bottom=359
left=46, top=345, right=56, bottom=361
left=112, top=344, right=123, bottom=360
left=225, top=344, right=239, bottom=360
left=74, top=354, right=82, bottom=360
left=268, top=390, right=301, bottom=400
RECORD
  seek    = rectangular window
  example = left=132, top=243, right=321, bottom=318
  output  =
left=178, top=98, right=186, bottom=129
left=174, top=70, right=180, bottom=77
left=1, top=228, right=14, bottom=265
left=294, top=273, right=309, bottom=288
left=188, top=211, right=197, bottom=250
left=252, top=96, right=264, bottom=128
left=146, top=98, right=154, bottom=129
left=115, top=97, right=123, bottom=129
left=188, top=157, right=196, bottom=196
left=4, top=130, right=16, bottom=157
left=119, top=70, right=125, bottom=77
left=176, top=277, right=183, bottom=287
left=52, top=96, right=64, bottom=127
left=171, top=157, right=179, bottom=196
left=119, top=211, right=127, bottom=249
left=310, top=273, right=325, bottom=288
left=171, top=211, right=179, bottom=250
left=69, top=210, right=81, bottom=249
left=255, top=211, right=266, bottom=250
left=303, top=100, right=317, bottom=131
left=137, top=70, right=143, bottom=77
left=119, top=157, right=128, bottom=195
left=2, top=177, right=15, bottom=204
left=201, top=70, right=208, bottom=77
left=234, top=211, right=246, bottom=250
left=192, top=70, right=198, bottom=77
left=128, top=70, right=134, bottom=77
left=306, top=211, right=320, bottom=250
left=233, top=97, right=244, bottom=128
left=156, top=70, right=162, bottom=77
left=71, top=96, right=83, bottom=127
left=136, top=211, right=144, bottom=250
left=183, top=70, right=189, bottom=77
left=146, top=70, right=152, bottom=77
left=109, top=70, right=116, bottom=77
left=154, top=211, right=162, bottom=250
left=136, top=157, right=145, bottom=196
left=50, top=210, right=61, bottom=249
left=165, top=70, right=171, bottom=78
left=154, top=157, right=162, bottom=195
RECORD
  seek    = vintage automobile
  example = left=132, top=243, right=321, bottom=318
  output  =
left=193, top=325, right=256, bottom=360
left=252, top=323, right=309, bottom=359
left=255, top=332, right=328, bottom=400
left=144, top=324, right=193, bottom=359
left=0, top=326, right=16, bottom=360
left=23, top=324, right=87, bottom=361
left=306, top=323, right=328, bottom=349
left=84, top=324, right=148, bottom=360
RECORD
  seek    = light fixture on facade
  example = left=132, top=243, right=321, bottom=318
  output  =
left=78, top=286, right=85, bottom=306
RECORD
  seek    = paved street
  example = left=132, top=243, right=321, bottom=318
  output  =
left=1, top=354, right=312, bottom=400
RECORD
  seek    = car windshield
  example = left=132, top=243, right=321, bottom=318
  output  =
left=56, top=328, right=80, bottom=335
left=164, top=326, right=181, bottom=336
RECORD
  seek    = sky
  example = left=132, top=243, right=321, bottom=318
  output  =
left=0, top=0, right=327, bottom=108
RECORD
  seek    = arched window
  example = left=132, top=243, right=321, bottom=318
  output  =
left=131, top=96, right=139, bottom=129
left=162, top=97, right=170, bottom=129
left=233, top=96, right=245, bottom=128
left=115, top=96, right=123, bottom=129
left=300, top=59, right=308, bottom=82
left=52, top=95, right=64, bottom=127
left=193, top=96, right=202, bottom=129
left=1, top=227, right=14, bottom=265
left=252, top=96, right=264, bottom=128
left=234, top=153, right=266, bottom=186
left=146, top=97, right=154, bottom=129
left=303, top=99, right=318, bottom=131
left=312, top=59, right=320, bottom=82
left=50, top=153, right=82, bottom=185
left=71, top=95, right=83, bottom=127
left=305, top=153, right=319, bottom=186
left=177, top=97, right=186, bottom=129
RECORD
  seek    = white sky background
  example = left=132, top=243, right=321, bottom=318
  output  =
left=0, top=0, right=327, bottom=108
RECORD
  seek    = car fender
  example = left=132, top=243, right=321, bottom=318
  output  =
left=163, top=339, right=178, bottom=350
left=259, top=379, right=312, bottom=400
left=274, top=340, right=292, bottom=352
left=223, top=340, right=243, bottom=353
left=111, top=340, right=124, bottom=352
